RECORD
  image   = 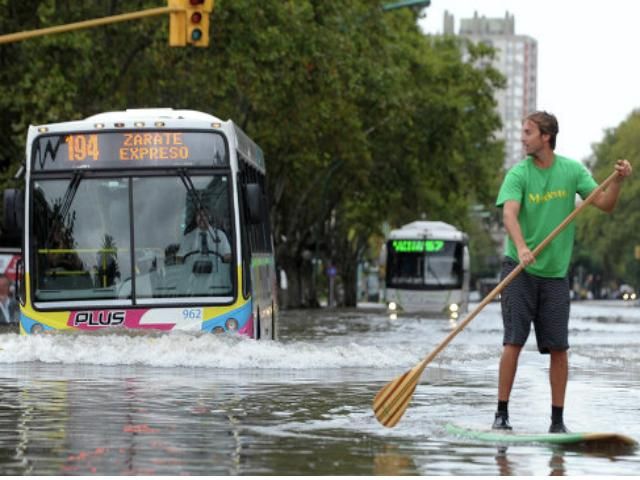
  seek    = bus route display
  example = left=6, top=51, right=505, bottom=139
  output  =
left=32, top=131, right=228, bottom=171
left=391, top=239, right=445, bottom=253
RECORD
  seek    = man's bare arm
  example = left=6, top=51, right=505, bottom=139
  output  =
left=503, top=200, right=535, bottom=266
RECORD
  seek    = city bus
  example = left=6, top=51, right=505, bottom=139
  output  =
left=3, top=108, right=278, bottom=338
left=381, top=221, right=470, bottom=319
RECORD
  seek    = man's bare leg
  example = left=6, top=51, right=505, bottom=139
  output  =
left=493, top=344, right=522, bottom=430
left=549, top=349, right=568, bottom=432
left=549, top=349, right=568, bottom=405
left=498, top=344, right=522, bottom=401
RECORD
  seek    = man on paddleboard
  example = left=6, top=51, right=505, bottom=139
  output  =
left=494, top=111, right=632, bottom=433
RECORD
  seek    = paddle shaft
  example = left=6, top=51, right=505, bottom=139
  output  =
left=411, top=170, right=619, bottom=379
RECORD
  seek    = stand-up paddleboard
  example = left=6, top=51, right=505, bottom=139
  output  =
left=446, top=424, right=637, bottom=448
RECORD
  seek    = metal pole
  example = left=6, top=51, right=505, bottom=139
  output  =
left=0, top=6, right=175, bottom=45
left=329, top=275, right=335, bottom=307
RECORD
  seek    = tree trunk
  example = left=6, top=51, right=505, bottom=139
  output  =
left=277, top=255, right=319, bottom=309
left=341, top=257, right=358, bottom=307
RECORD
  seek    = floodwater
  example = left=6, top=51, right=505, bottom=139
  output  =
left=0, top=300, right=639, bottom=475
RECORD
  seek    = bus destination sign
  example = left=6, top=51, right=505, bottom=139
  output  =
left=33, top=131, right=228, bottom=171
left=391, top=239, right=445, bottom=253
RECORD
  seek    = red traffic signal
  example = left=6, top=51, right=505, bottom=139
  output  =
left=168, top=0, right=213, bottom=47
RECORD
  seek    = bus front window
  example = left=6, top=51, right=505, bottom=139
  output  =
left=32, top=174, right=234, bottom=305
left=131, top=175, right=233, bottom=301
left=386, top=240, right=462, bottom=289
left=33, top=178, right=131, bottom=302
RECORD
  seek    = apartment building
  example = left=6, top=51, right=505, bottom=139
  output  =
left=444, top=11, right=537, bottom=169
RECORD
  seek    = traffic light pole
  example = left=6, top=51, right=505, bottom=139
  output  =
left=0, top=6, right=175, bottom=45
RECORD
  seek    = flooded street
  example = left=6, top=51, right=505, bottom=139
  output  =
left=0, top=300, right=639, bottom=475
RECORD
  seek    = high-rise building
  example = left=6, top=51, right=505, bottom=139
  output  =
left=444, top=11, right=537, bottom=169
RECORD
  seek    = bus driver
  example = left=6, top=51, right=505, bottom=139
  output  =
left=178, top=208, right=232, bottom=264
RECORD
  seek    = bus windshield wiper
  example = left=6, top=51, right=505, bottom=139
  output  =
left=45, top=171, right=83, bottom=247
left=177, top=169, right=221, bottom=248
left=177, top=169, right=206, bottom=216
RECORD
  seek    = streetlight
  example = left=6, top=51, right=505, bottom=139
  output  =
left=382, top=0, right=431, bottom=13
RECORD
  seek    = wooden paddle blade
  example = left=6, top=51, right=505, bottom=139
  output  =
left=372, top=367, right=420, bottom=427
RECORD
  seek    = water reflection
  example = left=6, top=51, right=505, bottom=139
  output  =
left=372, top=444, right=418, bottom=475
left=494, top=446, right=514, bottom=475
left=2, top=372, right=247, bottom=476
left=548, top=450, right=566, bottom=476
left=494, top=442, right=637, bottom=476
left=494, top=447, right=566, bottom=476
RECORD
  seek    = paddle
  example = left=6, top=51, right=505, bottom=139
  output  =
left=373, top=170, right=620, bottom=428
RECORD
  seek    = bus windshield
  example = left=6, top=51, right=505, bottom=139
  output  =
left=32, top=173, right=234, bottom=305
left=386, top=240, right=463, bottom=289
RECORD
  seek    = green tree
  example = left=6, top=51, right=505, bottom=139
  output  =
left=575, top=110, right=640, bottom=292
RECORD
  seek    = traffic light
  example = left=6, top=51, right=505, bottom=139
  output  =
left=186, top=0, right=213, bottom=47
left=168, top=0, right=213, bottom=47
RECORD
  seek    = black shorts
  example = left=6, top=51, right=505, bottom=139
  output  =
left=500, top=257, right=570, bottom=354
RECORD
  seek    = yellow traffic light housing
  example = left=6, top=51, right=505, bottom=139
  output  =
left=169, top=0, right=187, bottom=47
left=169, top=0, right=213, bottom=47
left=187, top=0, right=213, bottom=47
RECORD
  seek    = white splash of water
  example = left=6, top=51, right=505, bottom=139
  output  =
left=0, top=331, right=421, bottom=369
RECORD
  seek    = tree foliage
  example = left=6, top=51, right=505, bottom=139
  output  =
left=0, top=0, right=505, bottom=306
left=575, top=110, right=640, bottom=290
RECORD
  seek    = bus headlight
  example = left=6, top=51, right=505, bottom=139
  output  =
left=212, top=326, right=225, bottom=334
left=448, top=303, right=459, bottom=313
left=388, top=302, right=397, bottom=311
left=225, top=318, right=239, bottom=331
left=390, top=312, right=398, bottom=321
left=31, top=323, right=45, bottom=334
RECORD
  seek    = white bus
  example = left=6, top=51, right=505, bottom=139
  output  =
left=381, top=221, right=470, bottom=319
left=3, top=108, right=278, bottom=338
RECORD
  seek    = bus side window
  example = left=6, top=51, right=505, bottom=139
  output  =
left=238, top=172, right=252, bottom=298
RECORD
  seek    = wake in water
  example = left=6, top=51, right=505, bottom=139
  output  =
left=0, top=329, right=424, bottom=369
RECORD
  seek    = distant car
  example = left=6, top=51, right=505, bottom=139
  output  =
left=617, top=284, right=636, bottom=301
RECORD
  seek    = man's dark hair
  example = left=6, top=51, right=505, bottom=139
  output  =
left=525, top=111, right=559, bottom=150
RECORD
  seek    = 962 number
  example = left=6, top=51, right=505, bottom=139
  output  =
left=182, top=308, right=202, bottom=320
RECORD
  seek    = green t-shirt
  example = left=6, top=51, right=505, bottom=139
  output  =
left=496, top=154, right=598, bottom=278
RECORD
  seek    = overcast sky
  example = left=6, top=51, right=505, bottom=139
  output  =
left=419, top=0, right=640, bottom=163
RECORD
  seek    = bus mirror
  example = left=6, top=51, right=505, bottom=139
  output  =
left=3, top=189, right=24, bottom=233
left=244, top=183, right=262, bottom=224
